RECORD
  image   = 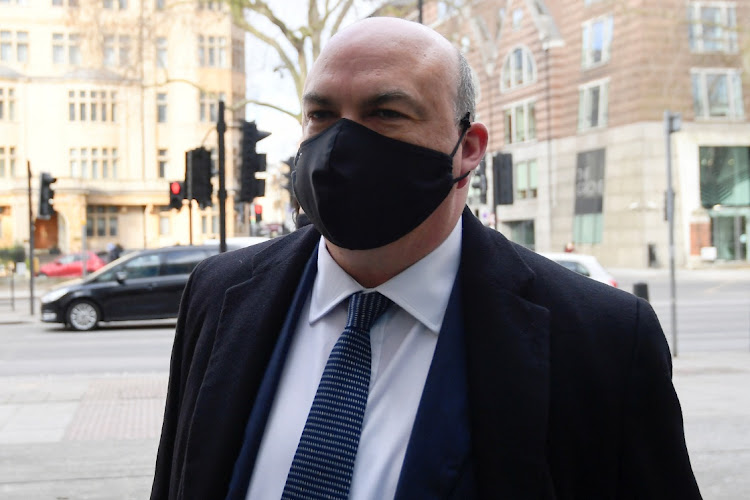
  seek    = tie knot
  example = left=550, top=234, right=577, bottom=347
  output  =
left=346, top=292, right=392, bottom=332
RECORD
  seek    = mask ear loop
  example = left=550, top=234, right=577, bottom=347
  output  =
left=451, top=112, right=473, bottom=183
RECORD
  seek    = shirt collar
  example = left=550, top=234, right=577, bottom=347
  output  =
left=309, top=220, right=462, bottom=333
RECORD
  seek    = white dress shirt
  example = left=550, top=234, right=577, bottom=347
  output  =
left=246, top=220, right=462, bottom=500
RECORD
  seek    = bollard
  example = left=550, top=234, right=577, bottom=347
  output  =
left=633, top=282, right=649, bottom=302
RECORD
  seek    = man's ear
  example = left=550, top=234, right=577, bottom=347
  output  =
left=456, top=122, right=489, bottom=188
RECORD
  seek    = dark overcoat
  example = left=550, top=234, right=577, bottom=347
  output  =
left=150, top=208, right=701, bottom=499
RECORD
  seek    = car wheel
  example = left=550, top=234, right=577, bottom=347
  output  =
left=67, top=300, right=100, bottom=331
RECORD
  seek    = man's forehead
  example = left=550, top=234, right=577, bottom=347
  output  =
left=303, top=88, right=426, bottom=110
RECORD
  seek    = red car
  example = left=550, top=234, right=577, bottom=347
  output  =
left=38, top=251, right=106, bottom=278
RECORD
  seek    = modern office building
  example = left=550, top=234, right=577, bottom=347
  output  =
left=421, top=0, right=749, bottom=267
left=0, top=0, right=247, bottom=254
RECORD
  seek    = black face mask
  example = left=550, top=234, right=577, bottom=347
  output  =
left=293, top=114, right=471, bottom=250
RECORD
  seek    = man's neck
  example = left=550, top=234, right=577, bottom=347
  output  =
left=326, top=213, right=461, bottom=289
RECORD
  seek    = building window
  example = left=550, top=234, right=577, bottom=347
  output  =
left=157, top=93, right=167, bottom=123
left=52, top=33, right=80, bottom=65
left=700, top=146, right=750, bottom=208
left=86, top=206, right=118, bottom=238
left=197, top=0, right=222, bottom=10
left=156, top=0, right=165, bottom=10
left=581, top=15, right=613, bottom=69
left=508, top=220, right=535, bottom=250
left=503, top=100, right=536, bottom=144
left=0, top=88, right=16, bottom=121
left=1, top=31, right=28, bottom=63
left=158, top=149, right=168, bottom=178
left=232, top=38, right=244, bottom=72
left=688, top=2, right=738, bottom=53
left=117, top=0, right=127, bottom=9
left=198, top=35, right=227, bottom=67
left=501, top=46, right=536, bottom=92
left=512, top=8, right=523, bottom=30
left=573, top=213, right=603, bottom=244
left=103, top=35, right=115, bottom=66
left=118, top=35, right=130, bottom=66
left=578, top=79, right=609, bottom=131
left=70, top=148, right=118, bottom=178
left=515, top=160, right=538, bottom=199
left=691, top=69, right=744, bottom=119
left=69, top=34, right=81, bottom=65
left=156, top=37, right=167, bottom=68
left=68, top=89, right=117, bottom=122
left=159, top=212, right=170, bottom=235
left=0, top=147, right=17, bottom=177
left=201, top=214, right=219, bottom=234
left=199, top=91, right=225, bottom=122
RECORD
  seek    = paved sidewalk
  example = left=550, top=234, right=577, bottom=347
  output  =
left=0, top=373, right=167, bottom=499
left=673, top=352, right=750, bottom=499
left=0, top=352, right=747, bottom=498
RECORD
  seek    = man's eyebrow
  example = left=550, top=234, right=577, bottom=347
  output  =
left=365, top=91, right=427, bottom=116
left=302, top=92, right=332, bottom=107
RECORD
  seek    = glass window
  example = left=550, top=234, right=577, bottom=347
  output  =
left=688, top=3, right=738, bottom=53
left=69, top=34, right=81, bottom=65
left=156, top=37, right=167, bottom=68
left=159, top=215, right=170, bottom=235
left=103, top=35, right=115, bottom=66
left=124, top=254, right=161, bottom=278
left=504, top=100, right=536, bottom=144
left=0, top=31, right=11, bottom=62
left=573, top=213, right=603, bottom=244
left=163, top=250, right=208, bottom=275
left=17, top=32, right=28, bottom=63
left=501, top=47, right=536, bottom=92
left=582, top=15, right=613, bottom=68
left=157, top=93, right=167, bottom=123
left=700, top=146, right=750, bottom=207
left=52, top=33, right=64, bottom=64
left=578, top=80, right=609, bottom=131
left=509, top=220, right=535, bottom=250
left=692, top=69, right=744, bottom=119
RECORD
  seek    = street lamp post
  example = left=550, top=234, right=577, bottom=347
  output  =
left=664, top=110, right=681, bottom=357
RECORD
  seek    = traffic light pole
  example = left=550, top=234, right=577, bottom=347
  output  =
left=217, top=100, right=227, bottom=253
left=26, top=161, right=34, bottom=316
left=186, top=152, right=193, bottom=245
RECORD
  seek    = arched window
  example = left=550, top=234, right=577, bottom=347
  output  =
left=501, top=46, right=536, bottom=92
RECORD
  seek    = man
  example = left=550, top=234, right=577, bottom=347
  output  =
left=151, top=17, right=701, bottom=500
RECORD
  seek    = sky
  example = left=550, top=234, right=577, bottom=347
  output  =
left=242, top=1, right=380, bottom=164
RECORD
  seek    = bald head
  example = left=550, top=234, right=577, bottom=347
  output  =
left=308, top=17, right=475, bottom=124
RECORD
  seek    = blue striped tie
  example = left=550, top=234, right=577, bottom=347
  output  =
left=281, top=291, right=393, bottom=500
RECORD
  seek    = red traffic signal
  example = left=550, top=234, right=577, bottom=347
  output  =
left=254, top=204, right=263, bottom=215
left=169, top=181, right=185, bottom=210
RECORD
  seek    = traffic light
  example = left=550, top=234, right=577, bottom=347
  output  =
left=238, top=121, right=270, bottom=202
left=38, top=172, right=57, bottom=220
left=471, top=156, right=488, bottom=204
left=187, top=147, right=213, bottom=209
left=254, top=203, right=263, bottom=223
left=169, top=181, right=185, bottom=210
left=281, top=156, right=295, bottom=198
left=492, top=152, right=513, bottom=206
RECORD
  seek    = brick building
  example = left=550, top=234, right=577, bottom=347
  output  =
left=420, top=0, right=749, bottom=267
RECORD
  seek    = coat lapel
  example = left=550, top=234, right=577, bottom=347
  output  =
left=180, top=227, right=320, bottom=499
left=460, top=209, right=555, bottom=498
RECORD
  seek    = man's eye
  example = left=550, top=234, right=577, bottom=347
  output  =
left=307, top=110, right=334, bottom=121
left=373, top=109, right=404, bottom=119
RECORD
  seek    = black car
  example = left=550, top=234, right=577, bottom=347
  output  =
left=40, top=245, right=219, bottom=331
